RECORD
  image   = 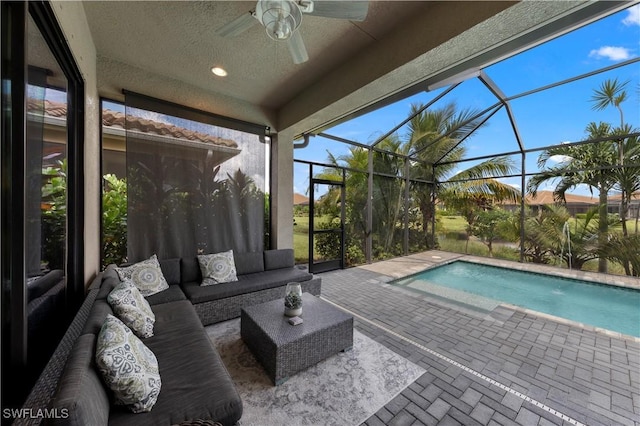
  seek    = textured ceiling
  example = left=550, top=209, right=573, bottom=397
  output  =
left=78, top=1, right=621, bottom=136
left=82, top=1, right=433, bottom=109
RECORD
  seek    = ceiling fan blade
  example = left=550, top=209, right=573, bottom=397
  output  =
left=215, top=11, right=257, bottom=37
left=287, top=31, right=309, bottom=64
left=306, top=1, right=369, bottom=21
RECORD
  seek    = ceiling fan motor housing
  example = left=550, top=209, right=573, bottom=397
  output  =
left=256, top=0, right=303, bottom=41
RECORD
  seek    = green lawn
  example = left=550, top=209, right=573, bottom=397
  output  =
left=294, top=212, right=634, bottom=274
left=438, top=215, right=468, bottom=233
left=293, top=216, right=310, bottom=263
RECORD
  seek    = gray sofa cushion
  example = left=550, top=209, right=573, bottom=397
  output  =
left=264, top=249, right=294, bottom=270
left=144, top=284, right=187, bottom=305
left=81, top=299, right=114, bottom=336
left=97, top=267, right=186, bottom=306
left=46, top=334, right=110, bottom=426
left=96, top=273, right=120, bottom=300
left=108, top=301, right=243, bottom=426
left=181, top=257, right=202, bottom=284
left=182, top=267, right=313, bottom=304
left=234, top=252, right=264, bottom=275
left=158, top=258, right=181, bottom=285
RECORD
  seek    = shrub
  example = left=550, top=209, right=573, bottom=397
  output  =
left=102, top=174, right=127, bottom=267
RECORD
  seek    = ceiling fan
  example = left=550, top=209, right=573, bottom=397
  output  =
left=215, top=0, right=369, bottom=64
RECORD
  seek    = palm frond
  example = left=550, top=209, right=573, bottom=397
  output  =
left=591, top=78, right=629, bottom=111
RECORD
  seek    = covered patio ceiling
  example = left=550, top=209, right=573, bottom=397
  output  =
left=79, top=1, right=626, bottom=138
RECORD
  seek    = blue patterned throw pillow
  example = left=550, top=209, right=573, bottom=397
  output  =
left=107, top=280, right=155, bottom=338
left=95, top=315, right=161, bottom=413
left=197, top=250, right=238, bottom=285
left=115, top=254, right=169, bottom=297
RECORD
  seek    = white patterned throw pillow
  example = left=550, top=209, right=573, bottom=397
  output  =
left=95, top=315, right=161, bottom=413
left=115, top=254, right=169, bottom=297
left=107, top=280, right=155, bottom=338
left=197, top=250, right=238, bottom=286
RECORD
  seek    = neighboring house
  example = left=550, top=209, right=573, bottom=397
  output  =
left=293, top=192, right=309, bottom=206
left=502, top=190, right=598, bottom=216
left=29, top=99, right=242, bottom=178
left=502, top=190, right=640, bottom=219
left=608, top=192, right=640, bottom=220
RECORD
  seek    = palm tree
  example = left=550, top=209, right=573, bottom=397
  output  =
left=591, top=78, right=631, bottom=235
left=527, top=122, right=617, bottom=272
left=319, top=136, right=407, bottom=259
left=316, top=102, right=521, bottom=260
left=371, top=136, right=406, bottom=252
left=611, top=125, right=640, bottom=238
left=315, top=147, right=369, bottom=263
left=599, top=233, right=640, bottom=277
left=514, top=206, right=566, bottom=265
left=406, top=102, right=520, bottom=248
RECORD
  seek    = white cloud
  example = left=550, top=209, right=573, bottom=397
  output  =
left=549, top=154, right=572, bottom=164
left=622, top=5, right=640, bottom=26
left=497, top=177, right=520, bottom=190
left=588, top=46, right=633, bottom=61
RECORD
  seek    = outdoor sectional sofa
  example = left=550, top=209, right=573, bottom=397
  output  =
left=20, top=249, right=321, bottom=426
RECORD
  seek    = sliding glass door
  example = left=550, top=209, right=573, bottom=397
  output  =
left=1, top=0, right=84, bottom=409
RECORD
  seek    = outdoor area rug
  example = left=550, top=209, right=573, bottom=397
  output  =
left=206, top=318, right=426, bottom=426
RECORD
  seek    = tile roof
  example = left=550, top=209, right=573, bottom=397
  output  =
left=30, top=99, right=238, bottom=148
left=293, top=193, right=309, bottom=205
left=608, top=192, right=640, bottom=201
left=525, top=190, right=597, bottom=205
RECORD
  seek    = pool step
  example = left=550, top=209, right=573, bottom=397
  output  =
left=405, top=280, right=501, bottom=312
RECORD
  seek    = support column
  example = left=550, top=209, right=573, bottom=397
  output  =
left=271, top=130, right=295, bottom=249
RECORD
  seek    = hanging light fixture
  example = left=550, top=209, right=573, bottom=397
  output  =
left=256, top=0, right=302, bottom=41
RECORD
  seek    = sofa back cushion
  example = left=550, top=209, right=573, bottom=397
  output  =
left=180, top=257, right=202, bottom=284
left=234, top=252, right=265, bottom=275
left=158, top=258, right=181, bottom=285
left=81, top=299, right=114, bottom=336
left=47, top=334, right=110, bottom=426
left=264, top=249, right=294, bottom=270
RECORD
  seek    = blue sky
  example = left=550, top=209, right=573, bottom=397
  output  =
left=294, top=4, right=640, bottom=197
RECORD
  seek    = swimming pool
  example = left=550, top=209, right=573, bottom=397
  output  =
left=392, top=261, right=640, bottom=338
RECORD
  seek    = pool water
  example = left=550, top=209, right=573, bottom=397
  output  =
left=393, top=261, right=640, bottom=338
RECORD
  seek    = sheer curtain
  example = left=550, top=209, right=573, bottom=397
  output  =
left=124, top=92, right=268, bottom=262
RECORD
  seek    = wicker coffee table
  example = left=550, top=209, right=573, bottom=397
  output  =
left=240, top=293, right=353, bottom=385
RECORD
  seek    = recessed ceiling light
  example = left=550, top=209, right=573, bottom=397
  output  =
left=211, top=66, right=228, bottom=77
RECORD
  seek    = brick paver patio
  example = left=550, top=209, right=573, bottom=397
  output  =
left=318, top=251, right=640, bottom=426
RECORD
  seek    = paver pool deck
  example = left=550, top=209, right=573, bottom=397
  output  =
left=319, top=251, right=640, bottom=426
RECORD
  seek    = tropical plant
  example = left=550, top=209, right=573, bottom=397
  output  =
left=312, top=102, right=521, bottom=264
left=527, top=121, right=617, bottom=272
left=406, top=102, right=520, bottom=248
left=468, top=208, right=514, bottom=257
left=598, top=233, right=640, bottom=277
left=505, top=206, right=565, bottom=265
left=610, top=125, right=640, bottom=238
left=519, top=205, right=603, bottom=270
left=591, top=78, right=633, bottom=236
left=316, top=146, right=374, bottom=261
left=561, top=208, right=616, bottom=270
left=102, top=174, right=127, bottom=267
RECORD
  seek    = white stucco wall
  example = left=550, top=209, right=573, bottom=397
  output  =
left=50, top=1, right=100, bottom=286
